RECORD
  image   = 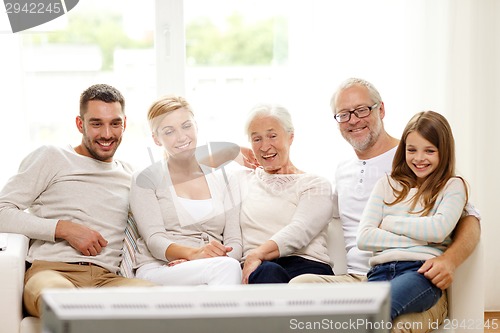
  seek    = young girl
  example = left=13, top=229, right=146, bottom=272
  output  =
left=357, top=111, right=468, bottom=320
left=129, top=95, right=243, bottom=285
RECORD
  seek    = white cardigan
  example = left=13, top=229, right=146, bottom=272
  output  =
left=239, top=167, right=333, bottom=265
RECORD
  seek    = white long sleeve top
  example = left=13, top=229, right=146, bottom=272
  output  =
left=357, top=176, right=467, bottom=266
left=240, top=167, right=333, bottom=265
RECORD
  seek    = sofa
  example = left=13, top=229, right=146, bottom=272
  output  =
left=0, top=217, right=484, bottom=333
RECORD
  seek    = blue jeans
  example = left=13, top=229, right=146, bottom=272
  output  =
left=248, top=256, right=333, bottom=284
left=367, top=260, right=442, bottom=320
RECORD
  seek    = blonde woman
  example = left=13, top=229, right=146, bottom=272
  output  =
left=129, top=95, right=242, bottom=285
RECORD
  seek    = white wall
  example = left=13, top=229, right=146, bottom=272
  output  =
left=0, top=35, right=30, bottom=186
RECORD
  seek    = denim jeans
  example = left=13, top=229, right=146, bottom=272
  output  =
left=248, top=255, right=333, bottom=284
left=367, top=260, right=442, bottom=320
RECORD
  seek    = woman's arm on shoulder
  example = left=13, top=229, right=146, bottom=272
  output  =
left=196, top=142, right=259, bottom=169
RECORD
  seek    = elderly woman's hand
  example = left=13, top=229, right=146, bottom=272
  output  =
left=241, top=241, right=280, bottom=283
left=242, top=251, right=263, bottom=284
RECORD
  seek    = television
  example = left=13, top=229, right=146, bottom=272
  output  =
left=41, top=282, right=391, bottom=333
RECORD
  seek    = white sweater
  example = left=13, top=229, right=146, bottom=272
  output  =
left=0, top=145, right=133, bottom=273
left=335, top=147, right=479, bottom=274
left=357, top=176, right=467, bottom=266
left=240, top=167, right=333, bottom=265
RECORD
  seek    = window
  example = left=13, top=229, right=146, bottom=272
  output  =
left=157, top=0, right=416, bottom=177
left=0, top=0, right=467, bottom=182
left=0, top=0, right=156, bottom=186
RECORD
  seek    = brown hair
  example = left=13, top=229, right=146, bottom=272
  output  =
left=79, top=84, right=125, bottom=117
left=388, top=111, right=468, bottom=215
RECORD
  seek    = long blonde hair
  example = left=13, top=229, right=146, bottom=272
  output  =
left=388, top=111, right=468, bottom=216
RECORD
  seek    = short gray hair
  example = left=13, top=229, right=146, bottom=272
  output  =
left=330, top=78, right=382, bottom=113
left=244, top=103, right=294, bottom=139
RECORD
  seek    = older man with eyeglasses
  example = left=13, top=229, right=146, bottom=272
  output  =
left=291, top=77, right=481, bottom=333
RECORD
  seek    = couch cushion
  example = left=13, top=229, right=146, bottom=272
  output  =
left=119, top=213, right=140, bottom=278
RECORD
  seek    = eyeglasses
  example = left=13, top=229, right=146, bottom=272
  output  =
left=334, top=103, right=379, bottom=123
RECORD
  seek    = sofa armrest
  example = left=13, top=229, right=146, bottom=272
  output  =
left=0, top=233, right=29, bottom=333
left=446, top=241, right=484, bottom=333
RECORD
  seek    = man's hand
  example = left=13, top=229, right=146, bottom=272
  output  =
left=419, top=215, right=481, bottom=290
left=418, top=255, right=456, bottom=290
left=55, top=220, right=108, bottom=256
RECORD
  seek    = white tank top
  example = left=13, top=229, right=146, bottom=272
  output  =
left=177, top=196, right=214, bottom=221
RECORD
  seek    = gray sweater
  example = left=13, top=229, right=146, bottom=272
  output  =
left=0, top=145, right=133, bottom=273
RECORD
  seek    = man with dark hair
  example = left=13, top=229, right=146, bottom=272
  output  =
left=0, top=84, right=155, bottom=318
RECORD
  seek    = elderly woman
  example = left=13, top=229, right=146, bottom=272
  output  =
left=240, top=104, right=334, bottom=284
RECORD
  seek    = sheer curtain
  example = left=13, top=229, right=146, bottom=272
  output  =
left=402, top=1, right=499, bottom=310
left=441, top=0, right=499, bottom=311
